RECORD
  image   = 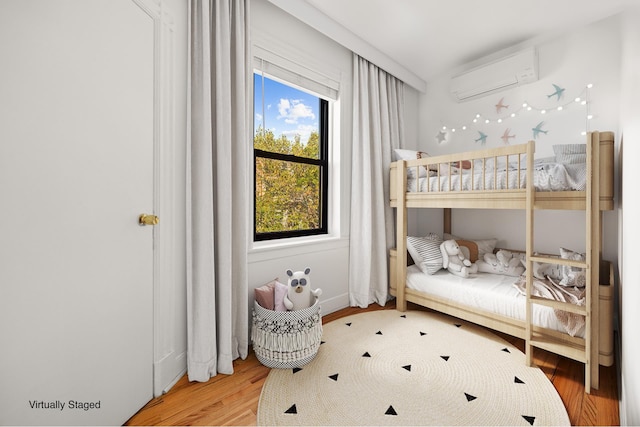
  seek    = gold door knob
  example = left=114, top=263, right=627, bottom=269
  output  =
left=139, top=214, right=159, bottom=226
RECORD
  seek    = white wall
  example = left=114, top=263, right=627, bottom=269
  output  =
left=249, top=0, right=420, bottom=315
left=413, top=15, right=621, bottom=264
left=249, top=0, right=352, bottom=315
left=618, top=6, right=640, bottom=426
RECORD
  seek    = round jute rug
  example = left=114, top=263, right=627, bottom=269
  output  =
left=257, top=309, right=570, bottom=426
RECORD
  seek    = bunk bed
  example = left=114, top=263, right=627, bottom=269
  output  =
left=389, top=131, right=615, bottom=393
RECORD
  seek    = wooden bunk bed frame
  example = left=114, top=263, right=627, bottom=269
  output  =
left=389, top=130, right=615, bottom=393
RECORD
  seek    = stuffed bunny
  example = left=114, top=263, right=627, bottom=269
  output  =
left=283, top=267, right=322, bottom=311
left=440, top=239, right=477, bottom=278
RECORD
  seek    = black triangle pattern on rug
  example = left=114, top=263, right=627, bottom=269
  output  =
left=385, top=405, right=397, bottom=416
left=258, top=310, right=565, bottom=426
left=400, top=315, right=406, bottom=318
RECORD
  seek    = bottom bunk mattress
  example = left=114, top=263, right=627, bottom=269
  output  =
left=405, top=265, right=585, bottom=338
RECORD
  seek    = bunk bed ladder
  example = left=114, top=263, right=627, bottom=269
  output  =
left=588, top=130, right=601, bottom=393
left=524, top=132, right=601, bottom=393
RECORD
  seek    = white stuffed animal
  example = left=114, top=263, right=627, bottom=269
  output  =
left=477, top=249, right=525, bottom=276
left=283, top=267, right=322, bottom=311
left=530, top=260, right=562, bottom=281
left=440, top=239, right=478, bottom=278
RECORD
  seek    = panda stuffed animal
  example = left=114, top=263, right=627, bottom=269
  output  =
left=283, top=267, right=322, bottom=310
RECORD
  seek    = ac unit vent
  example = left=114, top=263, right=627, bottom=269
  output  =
left=450, top=48, right=538, bottom=102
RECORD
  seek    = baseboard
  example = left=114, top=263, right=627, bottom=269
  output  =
left=154, top=350, right=187, bottom=397
left=319, top=292, right=349, bottom=317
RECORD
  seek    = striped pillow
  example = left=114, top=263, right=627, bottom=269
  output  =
left=553, top=144, right=586, bottom=164
left=407, top=234, right=443, bottom=275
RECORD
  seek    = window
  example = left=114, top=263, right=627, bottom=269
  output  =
left=253, top=72, right=329, bottom=241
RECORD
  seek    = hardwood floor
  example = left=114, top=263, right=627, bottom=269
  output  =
left=126, top=301, right=619, bottom=426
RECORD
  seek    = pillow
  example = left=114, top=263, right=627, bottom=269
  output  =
left=451, top=160, right=472, bottom=169
left=534, top=156, right=557, bottom=166
left=273, top=280, right=289, bottom=311
left=406, top=233, right=443, bottom=274
left=394, top=148, right=422, bottom=161
left=400, top=149, right=471, bottom=174
left=477, top=250, right=525, bottom=276
left=558, top=247, right=586, bottom=287
left=416, top=151, right=440, bottom=172
left=455, top=239, right=479, bottom=262
left=444, top=233, right=497, bottom=262
left=254, top=280, right=276, bottom=310
left=553, top=144, right=587, bottom=164
left=393, top=149, right=429, bottom=178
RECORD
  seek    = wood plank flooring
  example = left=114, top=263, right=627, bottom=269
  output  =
left=126, top=301, right=619, bottom=426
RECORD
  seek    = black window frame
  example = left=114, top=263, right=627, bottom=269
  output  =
left=253, top=97, right=329, bottom=241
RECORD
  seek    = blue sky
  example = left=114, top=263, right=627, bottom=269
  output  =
left=254, top=73, right=319, bottom=145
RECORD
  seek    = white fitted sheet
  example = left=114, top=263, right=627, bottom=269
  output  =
left=405, top=265, right=585, bottom=338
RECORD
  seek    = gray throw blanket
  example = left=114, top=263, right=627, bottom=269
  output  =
left=514, top=276, right=585, bottom=337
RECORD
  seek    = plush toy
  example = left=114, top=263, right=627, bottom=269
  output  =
left=283, top=267, right=322, bottom=311
left=530, top=260, right=563, bottom=281
left=477, top=250, right=525, bottom=276
left=440, top=239, right=478, bottom=278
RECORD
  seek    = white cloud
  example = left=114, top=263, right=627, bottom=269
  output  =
left=282, top=124, right=317, bottom=144
left=277, top=98, right=315, bottom=124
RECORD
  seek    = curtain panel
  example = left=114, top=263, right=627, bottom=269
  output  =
left=349, top=54, right=405, bottom=307
left=186, top=0, right=250, bottom=382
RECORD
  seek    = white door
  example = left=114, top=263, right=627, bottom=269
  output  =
left=0, top=1, right=155, bottom=424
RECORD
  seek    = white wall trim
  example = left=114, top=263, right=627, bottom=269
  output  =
left=132, top=0, right=183, bottom=398
left=249, top=236, right=349, bottom=263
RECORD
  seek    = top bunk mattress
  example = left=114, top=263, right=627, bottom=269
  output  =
left=407, top=161, right=586, bottom=193
left=405, top=265, right=585, bottom=338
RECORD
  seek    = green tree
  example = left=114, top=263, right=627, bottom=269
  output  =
left=254, top=127, right=320, bottom=234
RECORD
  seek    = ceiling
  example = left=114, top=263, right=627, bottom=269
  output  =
left=302, top=0, right=636, bottom=84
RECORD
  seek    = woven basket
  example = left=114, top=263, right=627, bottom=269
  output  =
left=251, top=300, right=322, bottom=369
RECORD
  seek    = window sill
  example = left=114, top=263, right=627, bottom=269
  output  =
left=248, top=234, right=349, bottom=264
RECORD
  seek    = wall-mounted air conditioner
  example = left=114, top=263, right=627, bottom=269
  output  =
left=450, top=48, right=538, bottom=102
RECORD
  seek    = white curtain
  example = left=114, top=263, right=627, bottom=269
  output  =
left=186, top=0, right=249, bottom=382
left=349, top=54, right=405, bottom=307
